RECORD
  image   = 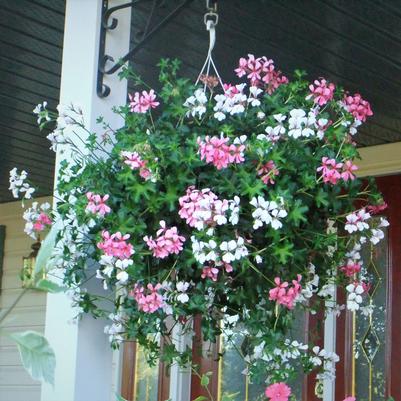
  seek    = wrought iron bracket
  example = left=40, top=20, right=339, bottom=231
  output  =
left=97, top=0, right=194, bottom=98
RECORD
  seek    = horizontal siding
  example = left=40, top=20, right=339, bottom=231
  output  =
left=0, top=198, right=50, bottom=401
left=0, top=386, right=41, bottom=401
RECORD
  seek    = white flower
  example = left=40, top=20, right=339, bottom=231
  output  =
left=116, top=270, right=129, bottom=284
left=176, top=281, right=190, bottom=292
left=228, top=196, right=240, bottom=225
left=33, top=101, right=50, bottom=125
left=344, top=209, right=371, bottom=233
left=288, top=109, right=307, bottom=138
left=213, top=84, right=247, bottom=120
left=346, top=242, right=362, bottom=262
left=233, top=135, right=247, bottom=145
left=250, top=196, right=287, bottom=230
left=220, top=237, right=248, bottom=263
left=104, top=313, right=125, bottom=343
left=9, top=168, right=35, bottom=199
left=177, top=293, right=189, bottom=303
left=115, top=259, right=133, bottom=269
left=379, top=217, right=389, bottom=228
left=346, top=283, right=364, bottom=311
left=47, top=129, right=68, bottom=151
left=257, top=111, right=266, bottom=119
left=349, top=119, right=362, bottom=136
left=370, top=228, right=384, bottom=245
left=255, top=255, right=263, bottom=264
left=247, top=86, right=263, bottom=107
left=184, top=89, right=208, bottom=118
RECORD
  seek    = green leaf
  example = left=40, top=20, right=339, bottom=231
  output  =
left=288, top=200, right=308, bottom=226
left=200, top=373, right=210, bottom=387
left=34, top=220, right=61, bottom=277
left=116, top=395, right=128, bottom=401
left=193, top=396, right=208, bottom=401
left=273, top=242, right=294, bottom=264
left=8, top=330, right=55, bottom=385
left=221, top=392, right=240, bottom=401
left=34, top=278, right=67, bottom=293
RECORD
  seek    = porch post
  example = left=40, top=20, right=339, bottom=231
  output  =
left=41, top=1, right=131, bottom=401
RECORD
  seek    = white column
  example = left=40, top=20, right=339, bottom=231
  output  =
left=169, top=322, right=193, bottom=401
left=41, top=1, right=131, bottom=401
left=323, top=295, right=337, bottom=401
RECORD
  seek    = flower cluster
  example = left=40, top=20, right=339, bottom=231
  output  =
left=9, top=168, right=35, bottom=199
left=23, top=202, right=52, bottom=239
left=317, top=157, right=358, bottom=184
left=191, top=236, right=248, bottom=266
left=235, top=54, right=288, bottom=94
left=129, top=89, right=159, bottom=113
left=257, top=160, right=279, bottom=185
left=97, top=231, right=134, bottom=259
left=178, top=187, right=232, bottom=229
left=121, top=151, right=154, bottom=181
left=269, top=275, right=302, bottom=310
left=85, top=192, right=111, bottom=216
left=97, top=255, right=132, bottom=289
left=197, top=134, right=245, bottom=169
left=343, top=92, right=373, bottom=122
left=307, top=78, right=335, bottom=106
left=250, top=196, right=287, bottom=230
left=183, top=88, right=208, bottom=118
left=130, top=283, right=164, bottom=313
left=144, top=221, right=185, bottom=259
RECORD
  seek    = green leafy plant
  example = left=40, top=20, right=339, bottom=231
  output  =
left=11, top=56, right=387, bottom=398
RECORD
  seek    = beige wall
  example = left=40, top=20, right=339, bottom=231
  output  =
left=0, top=198, right=50, bottom=401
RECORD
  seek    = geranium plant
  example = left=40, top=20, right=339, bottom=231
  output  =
left=10, top=55, right=388, bottom=400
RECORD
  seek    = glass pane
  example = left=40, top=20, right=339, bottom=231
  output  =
left=134, top=345, right=159, bottom=401
left=354, top=227, right=388, bottom=401
left=218, top=313, right=305, bottom=401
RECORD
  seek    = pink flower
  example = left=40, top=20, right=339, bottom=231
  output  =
left=201, top=265, right=219, bottom=281
left=307, top=78, right=335, bottom=106
left=97, top=230, right=134, bottom=259
left=343, top=397, right=356, bottom=401
left=201, top=262, right=233, bottom=281
left=121, top=151, right=143, bottom=169
left=129, top=89, right=159, bottom=113
left=86, top=192, right=111, bottom=216
left=366, top=202, right=387, bottom=215
left=269, top=275, right=302, bottom=310
left=257, top=160, right=279, bottom=185
left=32, top=212, right=52, bottom=232
left=144, top=221, right=185, bottom=259
left=343, top=93, right=373, bottom=122
left=317, top=157, right=343, bottom=185
left=197, top=135, right=245, bottom=170
left=234, top=55, right=288, bottom=94
left=121, top=151, right=154, bottom=181
left=341, top=160, right=358, bottom=181
left=340, top=262, right=361, bottom=277
left=178, top=186, right=229, bottom=229
left=265, top=382, right=292, bottom=401
left=130, top=283, right=164, bottom=313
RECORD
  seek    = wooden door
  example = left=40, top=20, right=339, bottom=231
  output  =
left=336, top=174, right=401, bottom=401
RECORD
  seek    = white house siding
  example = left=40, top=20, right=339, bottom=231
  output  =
left=0, top=198, right=50, bottom=401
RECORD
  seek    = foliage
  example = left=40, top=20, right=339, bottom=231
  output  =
left=12, top=56, right=387, bottom=398
left=8, top=330, right=55, bottom=385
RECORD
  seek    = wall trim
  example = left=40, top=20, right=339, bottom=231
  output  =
left=357, top=141, right=401, bottom=177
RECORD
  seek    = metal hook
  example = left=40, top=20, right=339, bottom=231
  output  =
left=204, top=11, right=218, bottom=26
left=206, top=0, right=217, bottom=12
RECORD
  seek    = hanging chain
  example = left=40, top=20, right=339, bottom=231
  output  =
left=195, top=0, right=224, bottom=91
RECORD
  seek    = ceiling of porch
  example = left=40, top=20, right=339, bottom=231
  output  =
left=1, top=0, right=401, bottom=203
